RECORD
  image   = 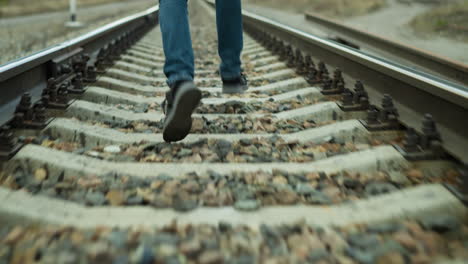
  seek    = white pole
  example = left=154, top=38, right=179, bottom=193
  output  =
left=70, top=0, right=77, bottom=22
left=66, top=0, right=83, bottom=27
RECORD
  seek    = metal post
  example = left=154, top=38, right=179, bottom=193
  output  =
left=66, top=0, right=83, bottom=28
left=70, top=0, right=77, bottom=22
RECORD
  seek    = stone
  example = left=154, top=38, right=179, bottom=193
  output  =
left=104, top=145, right=122, bottom=153
left=157, top=244, right=177, bottom=258
left=85, top=191, right=107, bottom=206
left=2, top=227, right=24, bottom=244
left=295, top=183, right=315, bottom=195
left=343, top=178, right=361, bottom=189
left=179, top=239, right=202, bottom=258
left=234, top=199, right=261, bottom=211
left=345, top=247, right=374, bottom=264
left=275, top=189, right=299, bottom=205
left=375, top=251, right=405, bottom=264
left=107, top=231, right=127, bottom=248
left=215, top=139, right=232, bottom=160
left=392, top=232, right=419, bottom=252
left=308, top=192, right=333, bottom=205
left=364, top=182, right=398, bottom=196
left=272, top=176, right=288, bottom=185
left=87, top=242, right=112, bottom=263
left=178, top=148, right=193, bottom=157
left=308, top=249, right=330, bottom=262
left=347, top=233, right=380, bottom=249
left=421, top=215, right=461, bottom=233
left=406, top=169, right=424, bottom=179
left=34, top=168, right=48, bottom=181
left=106, top=190, right=126, bottom=206
left=410, top=254, right=431, bottom=264
left=320, top=230, right=348, bottom=254
left=55, top=251, right=78, bottom=264
left=173, top=198, right=198, bottom=212
left=192, top=118, right=205, bottom=131
left=198, top=250, right=224, bottom=264
left=132, top=244, right=154, bottom=264
left=227, top=255, right=255, bottom=264
left=389, top=171, right=410, bottom=184
left=218, top=222, right=232, bottom=233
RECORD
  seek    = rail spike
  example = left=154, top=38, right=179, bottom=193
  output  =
left=0, top=125, right=23, bottom=161
left=339, top=81, right=370, bottom=112
left=395, top=114, right=446, bottom=160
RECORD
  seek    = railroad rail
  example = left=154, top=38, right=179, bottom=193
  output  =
left=304, top=11, right=468, bottom=87
left=0, top=1, right=467, bottom=263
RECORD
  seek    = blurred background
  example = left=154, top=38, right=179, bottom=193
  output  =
left=0, top=0, right=467, bottom=65
left=244, top=0, right=468, bottom=64
left=0, top=0, right=154, bottom=65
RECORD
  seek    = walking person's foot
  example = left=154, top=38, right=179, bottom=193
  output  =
left=162, top=81, right=202, bottom=142
left=222, top=73, right=248, bottom=94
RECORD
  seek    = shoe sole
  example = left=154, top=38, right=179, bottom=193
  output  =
left=222, top=84, right=248, bottom=94
left=163, top=84, right=202, bottom=142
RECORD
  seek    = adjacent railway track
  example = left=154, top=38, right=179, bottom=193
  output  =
left=304, top=11, right=468, bottom=87
left=0, top=1, right=467, bottom=263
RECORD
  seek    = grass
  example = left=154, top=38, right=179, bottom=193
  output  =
left=245, top=0, right=386, bottom=18
left=0, top=0, right=128, bottom=18
left=410, top=0, right=468, bottom=41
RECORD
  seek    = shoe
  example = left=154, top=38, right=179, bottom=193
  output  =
left=162, top=81, right=201, bottom=142
left=222, top=73, right=248, bottom=94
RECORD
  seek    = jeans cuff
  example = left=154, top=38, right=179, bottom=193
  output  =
left=167, top=73, right=194, bottom=87
left=220, top=70, right=241, bottom=80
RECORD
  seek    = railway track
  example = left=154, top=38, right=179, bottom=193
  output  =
left=0, top=1, right=467, bottom=263
left=304, top=12, right=468, bottom=87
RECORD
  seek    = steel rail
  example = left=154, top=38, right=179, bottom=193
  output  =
left=216, top=2, right=468, bottom=162
left=304, top=12, right=468, bottom=87
left=0, top=5, right=159, bottom=127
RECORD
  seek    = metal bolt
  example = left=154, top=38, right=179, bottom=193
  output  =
left=16, top=93, right=32, bottom=114
left=304, top=55, right=313, bottom=68
left=421, top=114, right=441, bottom=148
left=322, top=78, right=332, bottom=91
left=342, top=88, right=354, bottom=106
left=380, top=94, right=399, bottom=122
left=72, top=72, right=84, bottom=91
left=72, top=56, right=86, bottom=74
left=287, top=48, right=296, bottom=67
left=306, top=65, right=318, bottom=85
left=58, top=83, right=69, bottom=104
left=430, top=140, right=444, bottom=158
left=0, top=126, right=18, bottom=152
left=366, top=108, right=379, bottom=125
left=403, top=128, right=420, bottom=153
left=332, top=69, right=344, bottom=89
left=318, top=62, right=328, bottom=74
left=282, top=45, right=292, bottom=61
left=353, top=81, right=368, bottom=104
left=61, top=63, right=73, bottom=74
left=336, top=81, right=345, bottom=93
left=85, top=66, right=97, bottom=83
left=360, top=97, right=370, bottom=110
left=34, top=102, right=47, bottom=122
left=317, top=62, right=329, bottom=82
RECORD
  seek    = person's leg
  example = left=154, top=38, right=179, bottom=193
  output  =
left=159, top=0, right=194, bottom=87
left=159, top=0, right=201, bottom=142
left=215, top=0, right=243, bottom=80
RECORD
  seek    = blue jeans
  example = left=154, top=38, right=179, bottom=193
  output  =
left=159, top=0, right=244, bottom=87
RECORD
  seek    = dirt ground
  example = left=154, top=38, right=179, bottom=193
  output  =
left=0, top=0, right=128, bottom=18
left=0, top=0, right=155, bottom=65
left=246, top=0, right=386, bottom=17
left=410, top=0, right=468, bottom=42
left=245, top=0, right=468, bottom=65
